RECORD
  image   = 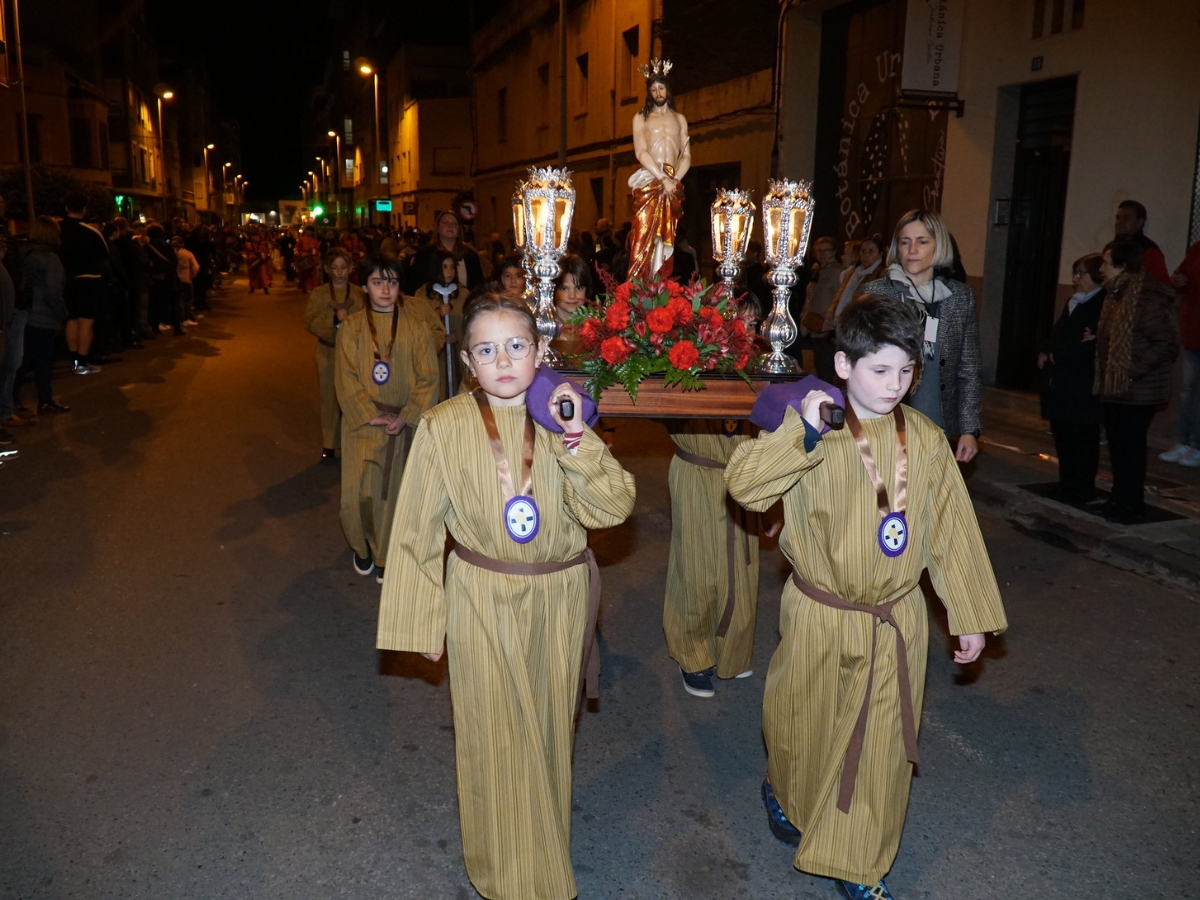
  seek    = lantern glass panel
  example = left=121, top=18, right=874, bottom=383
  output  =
left=712, top=211, right=727, bottom=259
left=731, top=212, right=750, bottom=257
left=764, top=206, right=783, bottom=260
left=554, top=197, right=571, bottom=249
left=786, top=208, right=807, bottom=259
left=529, top=196, right=549, bottom=250
left=512, top=198, right=526, bottom=250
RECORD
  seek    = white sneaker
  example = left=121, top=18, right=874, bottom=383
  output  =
left=1159, top=443, right=1190, bottom=462
left=158, top=323, right=172, bottom=333
left=73, top=361, right=99, bottom=375
left=1179, top=447, right=1200, bottom=468
left=185, top=319, right=199, bottom=326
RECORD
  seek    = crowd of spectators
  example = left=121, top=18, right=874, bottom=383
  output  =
left=0, top=192, right=227, bottom=458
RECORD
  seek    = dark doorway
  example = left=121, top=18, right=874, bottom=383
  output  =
left=812, top=0, right=949, bottom=246
left=997, top=75, right=1077, bottom=388
left=681, top=162, right=741, bottom=282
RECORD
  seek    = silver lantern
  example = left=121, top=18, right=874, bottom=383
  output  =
left=756, top=178, right=814, bottom=375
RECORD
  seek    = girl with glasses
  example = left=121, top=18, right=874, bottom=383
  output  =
left=377, top=292, right=635, bottom=900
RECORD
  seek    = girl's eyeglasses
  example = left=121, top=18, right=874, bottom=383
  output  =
left=468, top=337, right=534, bottom=364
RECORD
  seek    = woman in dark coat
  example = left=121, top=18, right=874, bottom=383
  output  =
left=1094, top=239, right=1180, bottom=522
left=1038, top=253, right=1106, bottom=503
left=860, top=209, right=984, bottom=461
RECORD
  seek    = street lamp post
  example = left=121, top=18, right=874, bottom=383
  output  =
left=358, top=61, right=382, bottom=204
left=202, top=143, right=215, bottom=219
left=222, top=162, right=232, bottom=223
left=234, top=174, right=243, bottom=223
left=156, top=86, right=175, bottom=220
left=328, top=130, right=342, bottom=226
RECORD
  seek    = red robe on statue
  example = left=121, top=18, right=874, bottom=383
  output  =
left=627, top=164, right=683, bottom=283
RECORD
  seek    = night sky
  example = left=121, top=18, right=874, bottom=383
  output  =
left=146, top=0, right=330, bottom=204
left=144, top=1, right=488, bottom=206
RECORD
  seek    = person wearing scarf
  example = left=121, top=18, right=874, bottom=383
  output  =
left=830, top=235, right=886, bottom=326
left=1038, top=254, right=1106, bottom=503
left=1094, top=239, right=1179, bottom=523
left=860, top=210, right=983, bottom=462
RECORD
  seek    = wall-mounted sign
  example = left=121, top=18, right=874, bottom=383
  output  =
left=374, top=199, right=393, bottom=212
left=901, top=0, right=964, bottom=97
left=403, top=202, right=417, bottom=216
left=458, top=200, right=478, bottom=221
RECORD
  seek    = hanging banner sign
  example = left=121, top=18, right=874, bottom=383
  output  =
left=901, top=0, right=964, bottom=97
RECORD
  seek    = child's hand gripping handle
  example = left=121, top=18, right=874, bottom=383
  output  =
left=819, top=402, right=845, bottom=429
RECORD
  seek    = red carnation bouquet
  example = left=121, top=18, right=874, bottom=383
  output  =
left=571, top=271, right=765, bottom=401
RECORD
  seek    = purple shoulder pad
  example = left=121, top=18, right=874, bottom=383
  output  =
left=526, top=367, right=600, bottom=433
left=749, top=376, right=846, bottom=434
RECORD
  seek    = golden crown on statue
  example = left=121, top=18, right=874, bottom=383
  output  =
left=638, top=58, right=673, bottom=80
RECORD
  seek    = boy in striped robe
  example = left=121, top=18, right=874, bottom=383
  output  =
left=725, top=296, right=1007, bottom=900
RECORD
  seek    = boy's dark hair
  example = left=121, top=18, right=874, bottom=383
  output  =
left=461, top=290, right=539, bottom=350
left=835, top=294, right=925, bottom=381
left=496, top=254, right=524, bottom=275
left=359, top=251, right=402, bottom=287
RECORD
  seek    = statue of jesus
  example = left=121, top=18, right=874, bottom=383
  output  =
left=628, top=59, right=691, bottom=283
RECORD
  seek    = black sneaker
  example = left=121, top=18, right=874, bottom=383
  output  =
left=0, top=447, right=19, bottom=460
left=680, top=666, right=715, bottom=698
left=353, top=553, right=374, bottom=576
left=38, top=400, right=71, bottom=414
left=375, top=565, right=385, bottom=585
left=761, top=778, right=801, bottom=846
left=0, top=428, right=13, bottom=446
left=837, top=879, right=895, bottom=900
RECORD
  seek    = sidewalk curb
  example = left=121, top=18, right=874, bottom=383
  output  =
left=970, top=478, right=1200, bottom=596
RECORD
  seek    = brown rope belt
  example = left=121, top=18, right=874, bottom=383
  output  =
left=789, top=570, right=920, bottom=814
left=453, top=544, right=602, bottom=704
left=673, top=448, right=755, bottom=638
left=372, top=401, right=408, bottom=499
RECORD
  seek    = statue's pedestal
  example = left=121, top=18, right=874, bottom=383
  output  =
left=556, top=369, right=805, bottom=420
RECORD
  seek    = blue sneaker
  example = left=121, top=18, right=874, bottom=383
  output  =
left=680, top=666, right=715, bottom=697
left=761, top=778, right=801, bottom=846
left=837, top=879, right=895, bottom=900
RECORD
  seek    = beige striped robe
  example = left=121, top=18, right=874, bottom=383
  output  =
left=334, top=305, right=437, bottom=566
left=303, top=281, right=364, bottom=448
left=377, top=395, right=636, bottom=900
left=725, top=406, right=1007, bottom=884
left=663, top=421, right=760, bottom=678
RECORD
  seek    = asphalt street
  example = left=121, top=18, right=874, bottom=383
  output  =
left=1, top=275, right=1196, bottom=900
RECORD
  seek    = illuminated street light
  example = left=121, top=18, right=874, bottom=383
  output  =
left=201, top=144, right=215, bottom=214
left=327, top=130, right=343, bottom=224
left=356, top=58, right=383, bottom=194
left=155, top=84, right=174, bottom=215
